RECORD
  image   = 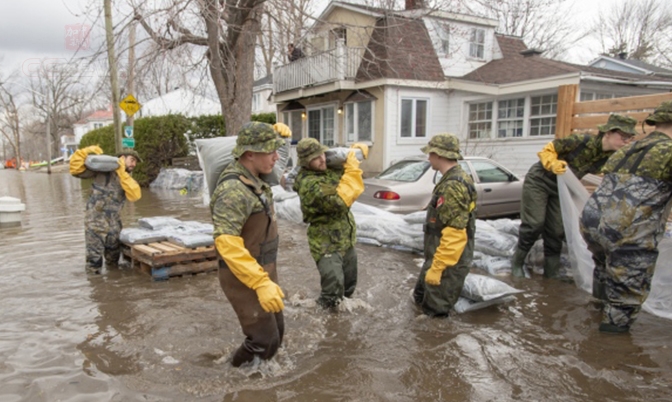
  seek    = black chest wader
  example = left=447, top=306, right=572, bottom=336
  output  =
left=413, top=176, right=476, bottom=316
left=216, top=174, right=283, bottom=367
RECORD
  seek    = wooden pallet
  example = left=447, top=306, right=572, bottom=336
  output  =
left=121, top=241, right=218, bottom=280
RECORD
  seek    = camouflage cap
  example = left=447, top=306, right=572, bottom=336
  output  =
left=644, top=101, right=672, bottom=126
left=597, top=114, right=637, bottom=136
left=420, top=133, right=463, bottom=160
left=117, top=148, right=142, bottom=163
left=232, top=121, right=285, bottom=158
left=297, top=138, right=328, bottom=167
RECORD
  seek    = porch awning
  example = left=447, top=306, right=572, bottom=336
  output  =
left=343, top=90, right=377, bottom=103
left=280, top=101, right=305, bottom=111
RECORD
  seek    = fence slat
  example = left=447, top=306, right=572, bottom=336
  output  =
left=556, top=84, right=578, bottom=138
left=572, top=111, right=651, bottom=130
left=573, top=93, right=672, bottom=115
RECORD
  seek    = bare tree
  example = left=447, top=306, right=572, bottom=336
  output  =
left=470, top=0, right=584, bottom=60
left=594, top=0, right=672, bottom=66
left=0, top=83, right=23, bottom=167
left=134, top=0, right=266, bottom=136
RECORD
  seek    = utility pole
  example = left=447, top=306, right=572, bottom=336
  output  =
left=46, top=89, right=51, bottom=174
left=104, top=0, right=123, bottom=153
left=126, top=21, right=136, bottom=128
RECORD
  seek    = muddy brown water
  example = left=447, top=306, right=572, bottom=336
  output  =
left=1, top=168, right=671, bottom=402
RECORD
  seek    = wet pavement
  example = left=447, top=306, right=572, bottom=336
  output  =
left=1, top=168, right=671, bottom=402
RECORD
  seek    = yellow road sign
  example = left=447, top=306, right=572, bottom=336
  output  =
left=119, top=94, right=141, bottom=116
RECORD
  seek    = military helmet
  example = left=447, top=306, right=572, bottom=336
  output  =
left=117, top=148, right=142, bottom=163
left=421, top=133, right=463, bottom=160
left=644, top=101, right=672, bottom=126
left=296, top=138, right=329, bottom=167
left=232, top=121, right=286, bottom=158
left=597, top=114, right=637, bottom=136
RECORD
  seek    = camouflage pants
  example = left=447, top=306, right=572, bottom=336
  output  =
left=413, top=262, right=470, bottom=317
left=85, top=216, right=122, bottom=271
left=316, top=247, right=358, bottom=308
left=517, top=168, right=564, bottom=257
left=582, top=232, right=658, bottom=329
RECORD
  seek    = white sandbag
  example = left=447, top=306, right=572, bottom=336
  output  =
left=454, top=295, right=517, bottom=314
left=324, top=147, right=365, bottom=168
left=85, top=154, right=119, bottom=172
left=174, top=220, right=214, bottom=234
left=461, top=273, right=522, bottom=302
left=196, top=135, right=290, bottom=205
left=643, top=237, right=672, bottom=320
left=167, top=233, right=214, bottom=248
left=474, top=220, right=518, bottom=257
left=488, top=218, right=521, bottom=237
left=403, top=211, right=427, bottom=225
left=150, top=168, right=203, bottom=191
left=119, top=228, right=169, bottom=244
left=471, top=252, right=512, bottom=276
left=138, top=217, right=182, bottom=230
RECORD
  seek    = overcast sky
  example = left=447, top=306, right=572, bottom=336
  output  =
left=0, top=0, right=619, bottom=79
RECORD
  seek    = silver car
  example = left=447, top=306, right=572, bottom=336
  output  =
left=359, top=156, right=523, bottom=218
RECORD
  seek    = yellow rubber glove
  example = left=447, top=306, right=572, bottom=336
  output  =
left=425, top=226, right=468, bottom=286
left=215, top=235, right=285, bottom=313
left=336, top=150, right=364, bottom=207
left=69, top=145, right=103, bottom=176
left=351, top=143, right=369, bottom=159
left=273, top=123, right=292, bottom=138
left=538, top=142, right=567, bottom=175
left=116, top=157, right=142, bottom=202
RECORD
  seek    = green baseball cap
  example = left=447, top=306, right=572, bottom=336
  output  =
left=232, top=122, right=285, bottom=158
left=296, top=138, right=329, bottom=167
left=117, top=148, right=143, bottom=163
left=597, top=114, right=637, bottom=136
left=421, top=133, right=463, bottom=160
left=644, top=101, right=672, bottom=126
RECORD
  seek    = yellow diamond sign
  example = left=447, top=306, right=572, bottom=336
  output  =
left=119, top=94, right=141, bottom=116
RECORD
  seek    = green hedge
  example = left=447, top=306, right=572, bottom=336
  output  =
left=79, top=112, right=277, bottom=186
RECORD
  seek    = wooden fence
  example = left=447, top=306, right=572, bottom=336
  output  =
left=555, top=84, right=672, bottom=138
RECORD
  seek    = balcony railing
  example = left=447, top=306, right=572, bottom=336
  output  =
left=274, top=44, right=365, bottom=93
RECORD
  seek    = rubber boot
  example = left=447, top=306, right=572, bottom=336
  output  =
left=598, top=323, right=629, bottom=334
left=511, top=248, right=527, bottom=278
left=543, top=255, right=561, bottom=279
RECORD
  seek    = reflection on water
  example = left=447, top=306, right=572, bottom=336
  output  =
left=1, top=169, right=672, bottom=402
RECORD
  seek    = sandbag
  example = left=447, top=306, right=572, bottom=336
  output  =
left=119, top=228, right=169, bottom=245
left=85, top=155, right=119, bottom=172
left=138, top=217, right=182, bottom=230
left=168, top=233, right=214, bottom=248
left=325, top=147, right=365, bottom=168
left=461, top=273, right=522, bottom=302
left=454, top=295, right=517, bottom=314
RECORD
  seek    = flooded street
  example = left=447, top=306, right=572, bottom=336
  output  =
left=1, top=168, right=671, bottom=402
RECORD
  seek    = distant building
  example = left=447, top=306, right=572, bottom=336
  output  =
left=588, top=54, right=672, bottom=82
left=71, top=106, right=114, bottom=152
left=252, top=75, right=276, bottom=114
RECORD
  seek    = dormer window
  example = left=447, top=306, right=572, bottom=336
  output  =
left=469, top=28, right=485, bottom=59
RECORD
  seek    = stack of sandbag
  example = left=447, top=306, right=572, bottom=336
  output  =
left=150, top=168, right=203, bottom=190
left=120, top=217, right=214, bottom=247
left=195, top=134, right=291, bottom=205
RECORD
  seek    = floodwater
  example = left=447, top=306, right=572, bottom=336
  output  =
left=1, top=168, right=671, bottom=402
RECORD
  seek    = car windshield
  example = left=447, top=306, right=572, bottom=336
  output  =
left=377, top=160, right=430, bottom=182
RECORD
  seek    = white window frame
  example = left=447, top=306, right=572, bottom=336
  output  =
left=252, top=93, right=261, bottom=112
left=469, top=28, right=485, bottom=59
left=400, top=98, right=428, bottom=139
left=468, top=101, right=493, bottom=139
left=282, top=110, right=304, bottom=142
left=345, top=100, right=374, bottom=144
left=529, top=94, right=557, bottom=137
left=307, top=104, right=337, bottom=146
left=496, top=98, right=525, bottom=138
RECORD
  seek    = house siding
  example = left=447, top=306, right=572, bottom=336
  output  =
left=424, top=19, right=494, bottom=78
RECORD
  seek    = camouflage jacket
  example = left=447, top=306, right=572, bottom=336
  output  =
left=430, top=164, right=476, bottom=231
left=210, top=161, right=275, bottom=237
left=601, top=132, right=672, bottom=181
left=552, top=133, right=614, bottom=179
left=293, top=167, right=356, bottom=261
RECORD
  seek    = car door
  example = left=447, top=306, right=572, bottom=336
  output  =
left=469, top=160, right=522, bottom=217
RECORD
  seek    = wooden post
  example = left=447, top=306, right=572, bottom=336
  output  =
left=555, top=84, right=578, bottom=139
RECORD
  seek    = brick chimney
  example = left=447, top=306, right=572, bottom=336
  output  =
left=405, top=0, right=425, bottom=10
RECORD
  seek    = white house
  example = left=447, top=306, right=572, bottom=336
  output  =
left=71, top=107, right=114, bottom=154
left=252, top=75, right=276, bottom=115
left=588, top=55, right=672, bottom=82
left=138, top=88, right=221, bottom=118
left=272, top=1, right=672, bottom=175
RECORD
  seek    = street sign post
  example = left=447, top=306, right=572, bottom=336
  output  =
left=124, top=125, right=133, bottom=138
left=122, top=137, right=135, bottom=148
left=119, top=94, right=141, bottom=117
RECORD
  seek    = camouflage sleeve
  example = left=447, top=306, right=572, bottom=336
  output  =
left=211, top=180, right=255, bottom=237
left=296, top=175, right=348, bottom=215
left=436, top=180, right=471, bottom=230
left=552, top=133, right=588, bottom=157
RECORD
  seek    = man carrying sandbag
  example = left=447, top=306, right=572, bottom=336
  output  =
left=580, top=102, right=672, bottom=333
left=412, top=134, right=477, bottom=317
left=292, top=138, right=368, bottom=308
left=69, top=147, right=142, bottom=274
left=210, top=122, right=291, bottom=367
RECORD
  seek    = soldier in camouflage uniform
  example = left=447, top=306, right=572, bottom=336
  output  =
left=69, top=147, right=142, bottom=274
left=580, top=102, right=672, bottom=333
left=210, top=121, right=291, bottom=367
left=511, top=114, right=637, bottom=279
left=412, top=134, right=477, bottom=316
left=292, top=138, right=368, bottom=308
